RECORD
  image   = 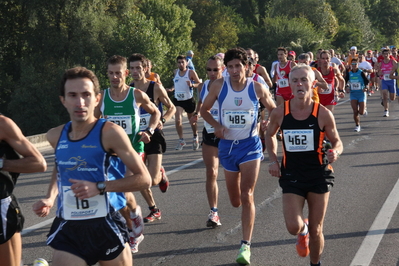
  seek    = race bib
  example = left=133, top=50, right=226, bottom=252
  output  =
left=283, top=129, right=314, bottom=152
left=175, top=91, right=191, bottom=101
left=223, top=110, right=252, bottom=130
left=384, top=74, right=391, bottom=81
left=278, top=78, right=289, bottom=88
left=204, top=109, right=219, bottom=134
left=139, top=113, right=151, bottom=131
left=62, top=186, right=107, bottom=220
left=350, top=82, right=361, bottom=91
left=320, top=84, right=333, bottom=94
left=106, top=115, right=132, bottom=135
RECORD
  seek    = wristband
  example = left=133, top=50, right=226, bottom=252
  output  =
left=269, top=160, right=278, bottom=166
left=145, top=127, right=154, bottom=136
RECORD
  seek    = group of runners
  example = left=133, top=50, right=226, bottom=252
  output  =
left=1, top=44, right=396, bottom=266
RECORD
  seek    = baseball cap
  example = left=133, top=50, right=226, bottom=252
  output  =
left=367, top=50, right=372, bottom=53
left=288, top=51, right=296, bottom=57
left=350, top=46, right=357, bottom=51
left=187, top=50, right=194, bottom=55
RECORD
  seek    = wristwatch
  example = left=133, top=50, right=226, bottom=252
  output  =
left=96, top=181, right=106, bottom=195
left=145, top=127, right=154, bottom=136
left=0, top=158, right=3, bottom=170
left=161, top=117, right=166, bottom=124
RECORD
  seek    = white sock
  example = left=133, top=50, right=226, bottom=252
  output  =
left=300, top=222, right=308, bottom=236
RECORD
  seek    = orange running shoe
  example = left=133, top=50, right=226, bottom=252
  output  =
left=296, top=218, right=310, bottom=257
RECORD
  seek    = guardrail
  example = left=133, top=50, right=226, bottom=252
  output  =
left=27, top=133, right=50, bottom=149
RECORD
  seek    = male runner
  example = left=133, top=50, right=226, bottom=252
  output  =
left=95, top=55, right=161, bottom=252
left=33, top=67, right=152, bottom=266
left=318, top=50, right=345, bottom=112
left=145, top=59, right=162, bottom=84
left=128, top=53, right=176, bottom=223
left=266, top=64, right=343, bottom=266
left=345, top=58, right=369, bottom=132
left=169, top=55, right=201, bottom=150
left=273, top=47, right=297, bottom=106
left=378, top=48, right=397, bottom=117
left=190, top=55, right=224, bottom=228
left=0, top=115, right=47, bottom=266
left=201, top=47, right=276, bottom=265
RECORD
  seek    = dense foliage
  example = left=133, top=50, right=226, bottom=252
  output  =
left=0, top=0, right=396, bottom=134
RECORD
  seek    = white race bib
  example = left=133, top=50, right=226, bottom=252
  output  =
left=204, top=109, right=219, bottom=134
left=384, top=74, right=391, bottom=81
left=350, top=82, right=361, bottom=91
left=62, top=186, right=107, bottom=220
left=139, top=113, right=151, bottom=131
left=106, top=115, right=132, bottom=134
left=175, top=91, right=191, bottom=101
left=223, top=110, right=252, bottom=130
left=278, top=78, right=289, bottom=88
left=320, top=84, right=333, bottom=94
left=283, top=129, right=314, bottom=152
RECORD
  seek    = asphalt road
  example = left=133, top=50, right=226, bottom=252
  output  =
left=15, top=94, right=399, bottom=266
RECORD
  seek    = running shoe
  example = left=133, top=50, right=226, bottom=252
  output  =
left=130, top=233, right=144, bottom=253
left=368, top=92, right=371, bottom=96
left=383, top=110, right=389, bottom=117
left=363, top=109, right=368, bottom=116
left=175, top=139, right=186, bottom=150
left=354, top=125, right=361, bottom=132
left=193, top=136, right=199, bottom=150
left=159, top=166, right=169, bottom=193
left=206, top=210, right=222, bottom=228
left=236, top=243, right=251, bottom=265
left=296, top=219, right=310, bottom=257
left=143, top=208, right=161, bottom=223
left=130, top=205, right=144, bottom=238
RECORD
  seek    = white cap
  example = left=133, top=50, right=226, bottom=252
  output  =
left=350, top=46, right=357, bottom=51
left=187, top=50, right=194, bottom=55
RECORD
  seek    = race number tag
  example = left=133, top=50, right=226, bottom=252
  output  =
left=223, top=110, right=252, bottom=130
left=320, top=84, right=333, bottom=94
left=106, top=115, right=132, bottom=134
left=175, top=91, right=190, bottom=101
left=283, top=130, right=314, bottom=152
left=139, top=113, right=151, bottom=131
left=62, top=186, right=107, bottom=220
left=204, top=109, right=219, bottom=134
left=350, top=82, right=361, bottom=91
left=278, top=78, right=289, bottom=88
left=384, top=74, right=391, bottom=81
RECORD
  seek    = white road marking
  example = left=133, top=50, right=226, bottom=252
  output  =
left=350, top=177, right=399, bottom=266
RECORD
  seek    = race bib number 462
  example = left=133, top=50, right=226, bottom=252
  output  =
left=283, top=129, right=314, bottom=152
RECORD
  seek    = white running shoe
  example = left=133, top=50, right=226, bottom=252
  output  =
left=175, top=139, right=186, bottom=150
left=383, top=110, right=389, bottom=117
left=193, top=137, right=199, bottom=150
left=130, top=205, right=144, bottom=238
left=130, top=234, right=144, bottom=253
left=363, top=109, right=368, bottom=116
left=206, top=210, right=222, bottom=228
left=354, top=125, right=361, bottom=132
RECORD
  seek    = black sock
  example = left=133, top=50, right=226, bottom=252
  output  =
left=310, top=262, right=321, bottom=266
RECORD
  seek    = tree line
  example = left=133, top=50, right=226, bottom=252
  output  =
left=1, top=0, right=397, bottom=135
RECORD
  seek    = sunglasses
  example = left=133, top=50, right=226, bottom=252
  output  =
left=351, top=63, right=358, bottom=65
left=206, top=68, right=220, bottom=72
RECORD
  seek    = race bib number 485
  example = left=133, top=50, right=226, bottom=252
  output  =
left=283, top=129, right=314, bottom=152
left=223, top=110, right=253, bottom=130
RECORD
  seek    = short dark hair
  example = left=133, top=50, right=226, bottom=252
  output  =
left=224, top=47, right=248, bottom=66
left=320, top=50, right=331, bottom=58
left=60, top=67, right=100, bottom=97
left=128, top=53, right=147, bottom=68
left=106, top=55, right=127, bottom=68
left=277, top=47, right=287, bottom=54
left=176, top=55, right=187, bottom=62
